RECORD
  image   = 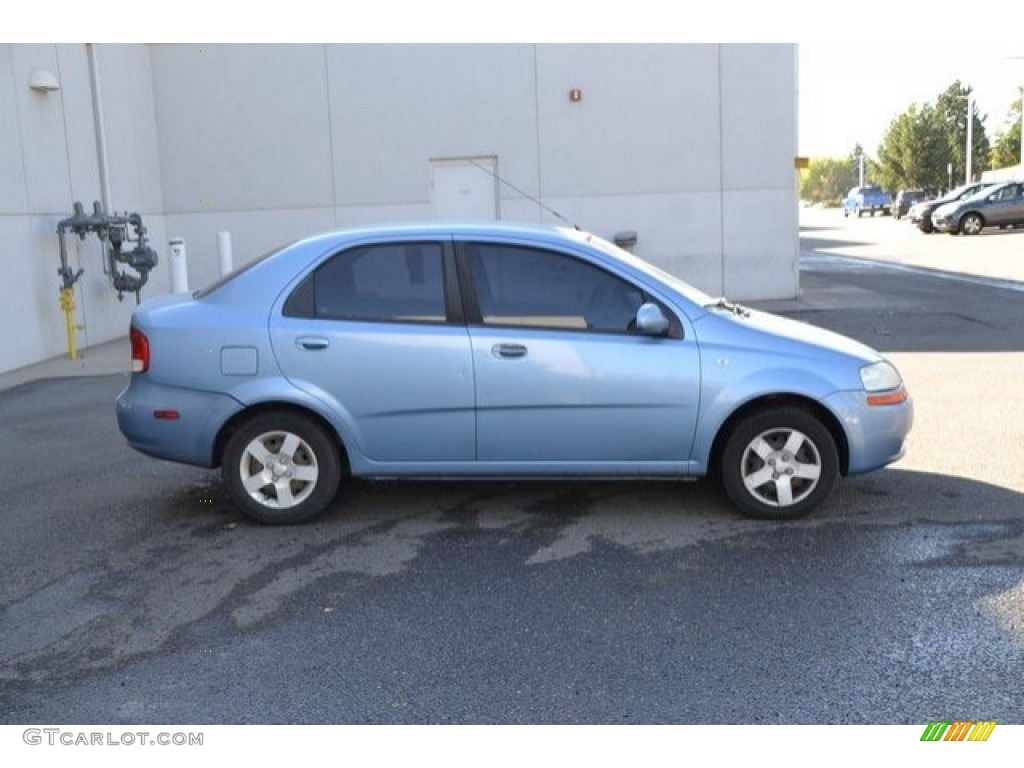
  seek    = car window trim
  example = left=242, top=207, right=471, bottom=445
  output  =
left=441, top=239, right=465, bottom=325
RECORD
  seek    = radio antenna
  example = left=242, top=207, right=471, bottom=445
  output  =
left=468, top=158, right=580, bottom=230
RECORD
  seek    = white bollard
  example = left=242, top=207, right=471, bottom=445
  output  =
left=217, top=231, right=233, bottom=276
left=169, top=238, right=189, bottom=293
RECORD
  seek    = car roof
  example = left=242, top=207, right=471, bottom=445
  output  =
left=292, top=221, right=580, bottom=249
left=972, top=180, right=1014, bottom=194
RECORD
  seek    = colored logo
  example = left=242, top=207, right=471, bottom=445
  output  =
left=921, top=721, right=996, bottom=742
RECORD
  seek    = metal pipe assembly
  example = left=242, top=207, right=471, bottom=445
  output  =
left=55, top=201, right=159, bottom=358
left=58, top=287, right=78, bottom=360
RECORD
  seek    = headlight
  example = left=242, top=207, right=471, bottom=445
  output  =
left=860, top=361, right=908, bottom=406
left=860, top=361, right=902, bottom=391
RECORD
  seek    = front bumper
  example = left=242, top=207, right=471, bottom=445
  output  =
left=931, top=213, right=958, bottom=232
left=823, top=389, right=914, bottom=475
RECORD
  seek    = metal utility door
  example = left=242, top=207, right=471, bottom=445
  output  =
left=430, top=157, right=499, bottom=220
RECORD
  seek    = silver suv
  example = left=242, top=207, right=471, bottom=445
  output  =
left=932, top=181, right=1024, bottom=235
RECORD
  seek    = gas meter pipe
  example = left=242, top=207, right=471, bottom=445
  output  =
left=59, top=287, right=78, bottom=361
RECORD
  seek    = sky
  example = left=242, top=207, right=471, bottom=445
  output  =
left=798, top=44, right=1024, bottom=159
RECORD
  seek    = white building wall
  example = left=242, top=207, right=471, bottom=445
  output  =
left=1, top=43, right=798, bottom=375
left=0, top=43, right=167, bottom=375
left=149, top=43, right=797, bottom=300
left=720, top=45, right=799, bottom=299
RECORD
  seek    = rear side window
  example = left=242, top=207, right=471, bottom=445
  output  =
left=284, top=242, right=446, bottom=324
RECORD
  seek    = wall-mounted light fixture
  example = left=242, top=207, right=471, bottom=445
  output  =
left=28, top=68, right=60, bottom=92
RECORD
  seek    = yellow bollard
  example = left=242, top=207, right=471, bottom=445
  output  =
left=59, top=287, right=78, bottom=361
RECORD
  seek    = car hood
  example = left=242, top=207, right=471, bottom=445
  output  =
left=695, top=305, right=883, bottom=366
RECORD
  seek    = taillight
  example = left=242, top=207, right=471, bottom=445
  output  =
left=130, top=325, right=150, bottom=373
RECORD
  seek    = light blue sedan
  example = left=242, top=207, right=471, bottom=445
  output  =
left=116, top=223, right=913, bottom=524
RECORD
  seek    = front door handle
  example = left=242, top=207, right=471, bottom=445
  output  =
left=492, top=343, right=527, bottom=359
left=296, top=336, right=329, bottom=351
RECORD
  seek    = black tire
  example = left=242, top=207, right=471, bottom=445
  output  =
left=959, top=212, right=984, bottom=236
left=918, top=219, right=934, bottom=233
left=719, top=407, right=839, bottom=521
left=222, top=411, right=341, bottom=524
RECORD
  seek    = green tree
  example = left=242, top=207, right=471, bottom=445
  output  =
left=876, top=103, right=947, bottom=191
left=800, top=150, right=858, bottom=205
left=990, top=96, right=1023, bottom=170
left=934, top=80, right=990, bottom=183
left=875, top=80, right=991, bottom=190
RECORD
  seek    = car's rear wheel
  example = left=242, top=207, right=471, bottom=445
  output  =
left=960, top=213, right=984, bottom=235
left=720, top=407, right=839, bottom=520
left=223, top=411, right=341, bottom=524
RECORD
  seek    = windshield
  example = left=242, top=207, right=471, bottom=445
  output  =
left=558, top=228, right=716, bottom=307
left=946, top=183, right=989, bottom=202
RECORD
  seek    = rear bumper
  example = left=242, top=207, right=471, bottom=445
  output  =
left=116, top=376, right=243, bottom=467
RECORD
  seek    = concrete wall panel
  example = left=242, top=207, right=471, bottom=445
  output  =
left=535, top=44, right=723, bottom=199
left=151, top=44, right=335, bottom=214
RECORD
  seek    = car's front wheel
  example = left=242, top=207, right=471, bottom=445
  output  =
left=959, top=213, right=984, bottom=235
left=222, top=411, right=341, bottom=524
left=720, top=407, right=839, bottom=520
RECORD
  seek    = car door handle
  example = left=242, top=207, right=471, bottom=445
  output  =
left=492, top=343, right=527, bottom=359
left=296, top=336, right=329, bottom=351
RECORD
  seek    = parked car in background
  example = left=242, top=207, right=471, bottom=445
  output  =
left=891, top=188, right=935, bottom=219
left=116, top=223, right=913, bottom=525
left=908, top=182, right=995, bottom=233
left=843, top=185, right=893, bottom=217
left=931, top=181, right=1024, bottom=235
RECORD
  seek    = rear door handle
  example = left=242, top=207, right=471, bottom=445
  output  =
left=296, top=336, right=329, bottom=351
left=492, top=343, right=527, bottom=359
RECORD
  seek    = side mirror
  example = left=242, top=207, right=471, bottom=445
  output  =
left=635, top=302, right=670, bottom=336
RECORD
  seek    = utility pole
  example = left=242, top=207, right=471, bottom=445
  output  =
left=966, top=93, right=973, bottom=183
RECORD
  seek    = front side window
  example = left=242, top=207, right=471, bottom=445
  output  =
left=465, top=243, right=647, bottom=334
left=284, top=242, right=446, bottom=323
left=993, top=184, right=1022, bottom=202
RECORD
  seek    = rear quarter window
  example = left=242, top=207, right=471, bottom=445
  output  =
left=194, top=242, right=294, bottom=299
